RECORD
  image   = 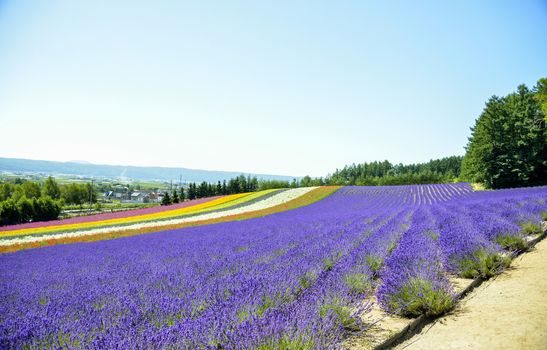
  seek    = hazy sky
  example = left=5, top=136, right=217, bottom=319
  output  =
left=0, top=1, right=546, bottom=176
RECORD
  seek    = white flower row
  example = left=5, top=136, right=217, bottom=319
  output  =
left=1, top=187, right=317, bottom=246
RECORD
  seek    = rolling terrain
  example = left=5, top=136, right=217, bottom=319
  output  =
left=1, top=183, right=545, bottom=348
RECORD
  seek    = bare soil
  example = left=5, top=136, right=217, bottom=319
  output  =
left=395, top=238, right=547, bottom=350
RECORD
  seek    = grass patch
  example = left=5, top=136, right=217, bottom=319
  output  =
left=343, top=273, right=372, bottom=295
left=388, top=278, right=454, bottom=317
left=495, top=234, right=528, bottom=252
left=387, top=241, right=397, bottom=254
left=520, top=221, right=543, bottom=235
left=322, top=251, right=342, bottom=271
left=237, top=308, right=251, bottom=323
left=319, top=297, right=359, bottom=331
left=298, top=271, right=317, bottom=291
left=257, top=295, right=275, bottom=317
left=256, top=334, right=315, bottom=350
left=365, top=254, right=383, bottom=275
left=190, top=301, right=209, bottom=318
left=322, top=257, right=336, bottom=271
left=457, top=249, right=511, bottom=279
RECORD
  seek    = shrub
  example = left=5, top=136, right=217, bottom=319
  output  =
left=0, top=199, right=20, bottom=225
left=495, top=234, right=528, bottom=252
left=322, top=257, right=335, bottom=271
left=256, top=295, right=275, bottom=317
left=387, top=278, right=454, bottom=317
left=32, top=197, right=62, bottom=222
left=365, top=254, right=383, bottom=275
left=319, top=297, right=359, bottom=331
left=343, top=273, right=372, bottom=295
left=520, top=221, right=543, bottom=235
left=297, top=272, right=317, bottom=291
left=457, top=249, right=511, bottom=279
left=17, top=197, right=34, bottom=223
left=256, top=334, right=315, bottom=350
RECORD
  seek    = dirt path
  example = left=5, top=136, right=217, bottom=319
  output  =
left=396, top=238, right=547, bottom=350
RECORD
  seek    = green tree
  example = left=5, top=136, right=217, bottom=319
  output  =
left=198, top=181, right=209, bottom=198
left=187, top=183, right=196, bottom=200
left=0, top=199, right=20, bottom=225
left=32, top=197, right=61, bottom=222
left=172, top=189, right=179, bottom=203
left=61, top=184, right=86, bottom=205
left=84, top=183, right=97, bottom=204
left=21, top=181, right=41, bottom=199
left=161, top=192, right=171, bottom=206
left=300, top=175, right=312, bottom=187
left=216, top=181, right=222, bottom=195
left=43, top=176, right=61, bottom=199
left=0, top=183, right=12, bottom=201
left=462, top=81, right=546, bottom=188
left=535, top=77, right=547, bottom=122
left=17, top=197, right=34, bottom=223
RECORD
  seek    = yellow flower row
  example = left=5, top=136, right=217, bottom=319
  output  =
left=1, top=191, right=275, bottom=238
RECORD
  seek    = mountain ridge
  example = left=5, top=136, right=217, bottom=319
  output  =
left=0, top=157, right=298, bottom=183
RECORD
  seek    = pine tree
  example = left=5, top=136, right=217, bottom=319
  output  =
left=216, top=181, right=222, bottom=195
left=187, top=183, right=196, bottom=200
left=161, top=192, right=171, bottom=206
left=172, top=189, right=179, bottom=203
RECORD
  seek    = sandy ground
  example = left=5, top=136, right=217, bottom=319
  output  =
left=396, top=238, right=547, bottom=350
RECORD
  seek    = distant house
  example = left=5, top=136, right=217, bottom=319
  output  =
left=156, top=193, right=164, bottom=204
left=148, top=192, right=161, bottom=203
left=103, top=191, right=114, bottom=200
left=130, top=192, right=147, bottom=203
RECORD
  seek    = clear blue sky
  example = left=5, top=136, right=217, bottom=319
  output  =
left=0, top=1, right=545, bottom=176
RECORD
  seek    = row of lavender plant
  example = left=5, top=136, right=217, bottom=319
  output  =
left=378, top=207, right=454, bottom=316
left=1, top=184, right=546, bottom=349
left=0, top=187, right=400, bottom=348
left=377, top=186, right=546, bottom=317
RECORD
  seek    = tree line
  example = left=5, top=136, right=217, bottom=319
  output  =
left=160, top=175, right=264, bottom=205
left=0, top=177, right=97, bottom=225
left=324, top=157, right=462, bottom=186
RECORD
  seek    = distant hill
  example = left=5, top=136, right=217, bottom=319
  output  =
left=0, top=157, right=297, bottom=183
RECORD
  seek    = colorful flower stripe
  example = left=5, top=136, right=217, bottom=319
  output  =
left=0, top=196, right=222, bottom=232
left=0, top=188, right=315, bottom=245
left=0, top=187, right=339, bottom=253
left=0, top=192, right=258, bottom=238
left=192, top=189, right=279, bottom=212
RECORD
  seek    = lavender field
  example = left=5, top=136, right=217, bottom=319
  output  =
left=1, top=184, right=546, bottom=349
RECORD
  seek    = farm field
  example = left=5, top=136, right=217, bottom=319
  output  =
left=0, top=187, right=332, bottom=252
left=0, top=183, right=546, bottom=349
